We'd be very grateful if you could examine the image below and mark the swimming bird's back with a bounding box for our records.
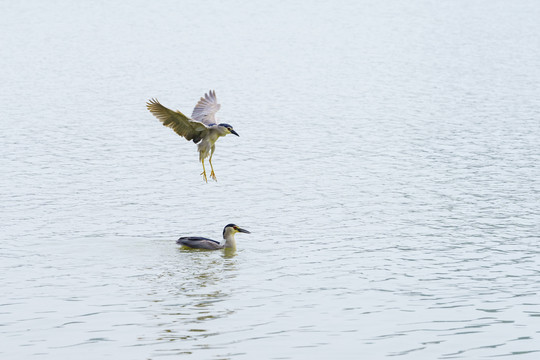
[177,236,223,250]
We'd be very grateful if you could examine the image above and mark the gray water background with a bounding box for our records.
[1,0,539,359]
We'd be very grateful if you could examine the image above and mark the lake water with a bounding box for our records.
[1,0,539,359]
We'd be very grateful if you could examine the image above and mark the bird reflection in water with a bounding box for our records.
[155,251,238,348]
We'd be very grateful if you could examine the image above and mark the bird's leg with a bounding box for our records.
[209,146,217,181]
[200,160,208,183]
[209,156,217,181]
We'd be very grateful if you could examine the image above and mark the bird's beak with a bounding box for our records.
[237,227,250,234]
[230,129,239,136]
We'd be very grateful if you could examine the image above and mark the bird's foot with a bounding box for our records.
[210,170,217,182]
[201,171,208,183]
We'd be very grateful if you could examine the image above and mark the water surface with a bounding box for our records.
[1,0,539,359]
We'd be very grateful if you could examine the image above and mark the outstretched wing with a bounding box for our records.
[147,98,208,143]
[191,90,221,125]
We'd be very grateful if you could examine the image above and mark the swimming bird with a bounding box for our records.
[146,90,239,182]
[177,224,250,250]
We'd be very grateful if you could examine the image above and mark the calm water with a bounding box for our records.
[1,0,539,359]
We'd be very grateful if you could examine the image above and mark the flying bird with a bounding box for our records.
[177,224,250,250]
[146,90,239,182]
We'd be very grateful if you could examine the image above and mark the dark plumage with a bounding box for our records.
[177,236,222,250]
[177,224,250,250]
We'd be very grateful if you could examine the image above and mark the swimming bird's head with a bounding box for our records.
[223,223,250,238]
[219,123,239,137]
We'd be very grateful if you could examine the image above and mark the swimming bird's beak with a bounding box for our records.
[237,227,250,234]
[230,129,239,136]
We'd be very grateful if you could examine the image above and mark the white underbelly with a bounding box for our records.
[197,129,222,162]
[197,140,212,161]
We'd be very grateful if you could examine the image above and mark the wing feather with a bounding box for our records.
[177,237,222,249]
[147,98,208,143]
[191,90,221,125]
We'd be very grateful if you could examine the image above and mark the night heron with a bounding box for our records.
[146,90,239,182]
[177,224,250,250]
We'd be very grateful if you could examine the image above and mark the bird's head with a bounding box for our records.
[219,123,239,137]
[223,224,250,237]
